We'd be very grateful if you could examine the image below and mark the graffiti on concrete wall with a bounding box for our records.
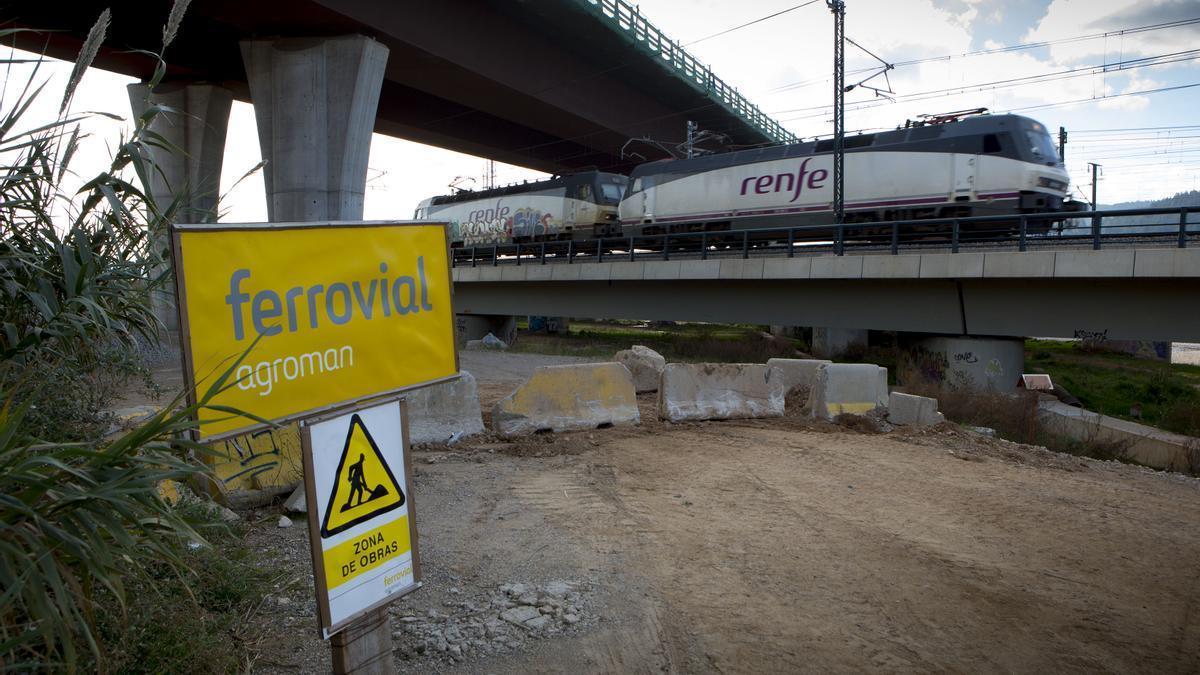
[1073,328,1109,346]
[985,358,1004,380]
[899,344,949,384]
[205,423,303,494]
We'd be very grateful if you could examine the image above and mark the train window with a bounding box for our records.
[599,182,623,204]
[983,134,1002,153]
[815,139,835,152]
[1024,129,1059,163]
[577,184,592,201]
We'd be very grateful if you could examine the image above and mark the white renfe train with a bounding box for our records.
[619,112,1075,236]
[414,171,629,247]
[418,112,1078,246]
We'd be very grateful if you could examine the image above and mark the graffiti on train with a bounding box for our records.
[452,205,559,245]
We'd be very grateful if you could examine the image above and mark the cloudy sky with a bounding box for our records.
[5,0,1199,220]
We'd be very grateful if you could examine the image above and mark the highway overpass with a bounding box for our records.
[8,0,793,174]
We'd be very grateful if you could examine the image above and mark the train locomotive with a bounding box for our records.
[414,171,629,247]
[620,112,1075,237]
[419,112,1078,248]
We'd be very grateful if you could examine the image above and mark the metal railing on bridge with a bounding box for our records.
[579,0,798,145]
[451,207,1198,268]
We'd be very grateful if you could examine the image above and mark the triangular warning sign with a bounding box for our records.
[320,414,405,538]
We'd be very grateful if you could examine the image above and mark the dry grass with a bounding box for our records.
[905,384,1136,465]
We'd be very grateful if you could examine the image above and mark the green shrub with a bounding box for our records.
[88,506,273,675]
[0,5,270,670]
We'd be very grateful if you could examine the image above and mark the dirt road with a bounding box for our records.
[250,378,1200,673]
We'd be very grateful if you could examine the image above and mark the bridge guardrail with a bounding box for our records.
[581,0,797,144]
[450,207,1199,268]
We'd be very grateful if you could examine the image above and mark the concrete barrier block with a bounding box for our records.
[199,423,304,505]
[491,363,639,436]
[407,372,486,444]
[887,392,945,427]
[658,363,786,422]
[809,363,889,420]
[766,358,832,400]
[614,345,667,393]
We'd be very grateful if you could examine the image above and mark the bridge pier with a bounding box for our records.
[811,328,868,359]
[240,34,394,675]
[240,35,388,222]
[127,81,233,332]
[896,335,1025,391]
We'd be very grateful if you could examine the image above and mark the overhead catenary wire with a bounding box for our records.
[772,48,1200,118]
[766,16,1200,94]
[684,0,822,47]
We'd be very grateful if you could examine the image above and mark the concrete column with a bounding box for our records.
[896,335,1025,391]
[239,35,391,674]
[240,35,389,222]
[811,327,868,359]
[127,81,233,332]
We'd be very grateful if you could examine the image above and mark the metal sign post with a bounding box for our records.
[301,397,421,639]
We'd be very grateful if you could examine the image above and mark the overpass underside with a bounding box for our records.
[452,249,1200,342]
[10,0,787,173]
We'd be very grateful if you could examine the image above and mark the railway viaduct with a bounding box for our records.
[12,3,1196,370]
[451,245,1200,342]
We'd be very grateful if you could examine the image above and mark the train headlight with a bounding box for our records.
[1037,176,1066,191]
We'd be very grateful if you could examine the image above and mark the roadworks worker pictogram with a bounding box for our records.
[321,414,405,537]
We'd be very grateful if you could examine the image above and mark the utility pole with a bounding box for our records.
[485,160,496,190]
[827,0,846,251]
[1058,126,1067,163]
[685,120,697,159]
[1088,161,1102,249]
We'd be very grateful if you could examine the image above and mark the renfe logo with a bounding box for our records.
[739,158,829,203]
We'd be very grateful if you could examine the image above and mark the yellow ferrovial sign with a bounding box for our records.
[172,221,457,440]
[302,398,420,637]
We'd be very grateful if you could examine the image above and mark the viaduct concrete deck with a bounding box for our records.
[451,248,1200,341]
[10,0,790,173]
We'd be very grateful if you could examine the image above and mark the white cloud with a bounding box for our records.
[1026,0,1200,64]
